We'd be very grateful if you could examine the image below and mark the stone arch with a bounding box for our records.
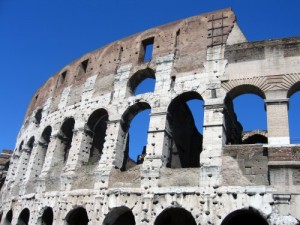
[3,210,13,225]
[166,91,203,168]
[128,68,155,95]
[221,208,268,225]
[224,84,267,145]
[65,207,89,225]
[38,207,53,225]
[34,108,43,125]
[17,208,30,225]
[117,102,151,170]
[287,81,300,98]
[86,108,109,163]
[57,117,75,163]
[154,207,196,225]
[32,126,52,176]
[103,206,135,225]
[242,130,268,144]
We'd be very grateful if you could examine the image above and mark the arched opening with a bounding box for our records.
[57,70,67,88]
[119,102,151,171]
[58,118,75,163]
[128,68,155,95]
[17,208,30,225]
[40,207,53,225]
[225,85,267,144]
[33,126,52,176]
[77,59,89,77]
[242,132,268,144]
[3,210,12,225]
[35,108,43,125]
[221,208,268,225]
[86,109,108,163]
[103,206,135,225]
[66,207,89,225]
[19,141,24,151]
[288,83,300,144]
[154,207,196,225]
[166,91,204,168]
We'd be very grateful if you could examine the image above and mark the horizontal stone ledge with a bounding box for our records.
[268,161,300,167]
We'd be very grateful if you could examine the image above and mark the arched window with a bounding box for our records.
[221,208,268,225]
[66,207,89,225]
[34,108,43,125]
[288,82,300,143]
[119,102,151,170]
[86,109,108,163]
[166,91,204,168]
[225,85,267,144]
[154,207,196,225]
[17,208,30,225]
[128,68,155,95]
[77,59,89,77]
[3,210,13,225]
[56,70,67,88]
[40,207,53,225]
[103,206,135,225]
[33,126,52,177]
[58,118,75,163]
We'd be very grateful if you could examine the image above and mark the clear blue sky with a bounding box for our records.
[1,0,300,154]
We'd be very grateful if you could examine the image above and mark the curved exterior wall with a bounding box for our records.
[1,8,300,225]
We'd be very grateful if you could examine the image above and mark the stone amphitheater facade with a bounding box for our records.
[1,8,300,225]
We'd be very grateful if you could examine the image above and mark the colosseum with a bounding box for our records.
[1,8,300,225]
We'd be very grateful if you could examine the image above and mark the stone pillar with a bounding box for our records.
[201,99,225,186]
[265,98,290,145]
[94,120,123,189]
[141,112,169,190]
[63,127,89,173]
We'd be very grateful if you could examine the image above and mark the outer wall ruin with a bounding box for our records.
[1,8,300,225]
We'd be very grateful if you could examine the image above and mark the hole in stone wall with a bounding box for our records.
[166,92,203,168]
[58,118,75,163]
[66,207,88,225]
[120,102,151,171]
[35,109,43,125]
[19,141,24,151]
[41,207,53,225]
[289,91,300,143]
[225,85,267,145]
[140,37,154,62]
[57,70,67,88]
[128,68,155,95]
[3,210,13,225]
[154,207,196,225]
[220,208,268,225]
[77,59,89,77]
[86,109,108,163]
[18,208,30,225]
[103,206,135,225]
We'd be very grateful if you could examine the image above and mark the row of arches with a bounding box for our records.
[2,206,269,225]
[13,81,300,185]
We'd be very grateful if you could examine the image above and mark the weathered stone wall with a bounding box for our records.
[1,8,300,225]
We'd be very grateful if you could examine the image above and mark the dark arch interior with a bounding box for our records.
[58,118,75,162]
[128,68,155,95]
[18,208,30,225]
[243,134,268,144]
[154,208,196,225]
[221,209,268,225]
[41,208,53,225]
[167,92,203,168]
[19,141,24,151]
[4,210,13,225]
[87,109,108,163]
[120,102,151,170]
[35,108,43,124]
[41,126,52,145]
[103,207,135,225]
[27,137,35,150]
[67,207,89,225]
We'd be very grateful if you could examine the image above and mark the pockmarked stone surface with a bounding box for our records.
[1,8,300,225]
